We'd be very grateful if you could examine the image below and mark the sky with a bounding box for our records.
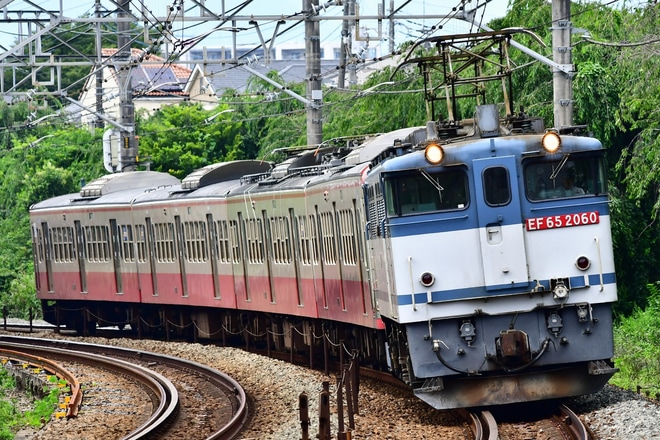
[0,0,511,55]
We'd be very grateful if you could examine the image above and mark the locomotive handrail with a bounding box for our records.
[594,237,604,291]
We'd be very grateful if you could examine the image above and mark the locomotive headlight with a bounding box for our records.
[424,143,444,165]
[553,282,569,300]
[542,131,561,153]
[420,272,435,287]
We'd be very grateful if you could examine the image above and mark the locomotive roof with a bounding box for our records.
[375,133,604,174]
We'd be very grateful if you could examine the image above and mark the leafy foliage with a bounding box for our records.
[0,368,60,437]
[612,282,660,395]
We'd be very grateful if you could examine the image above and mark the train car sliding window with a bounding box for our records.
[183,221,208,263]
[338,209,357,265]
[83,225,110,262]
[119,225,135,262]
[153,222,177,263]
[296,216,312,265]
[319,212,337,265]
[244,218,265,264]
[229,220,241,263]
[50,226,75,263]
[215,220,231,263]
[269,217,292,264]
[135,225,148,263]
[483,167,511,206]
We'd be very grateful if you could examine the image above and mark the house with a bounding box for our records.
[78,48,217,127]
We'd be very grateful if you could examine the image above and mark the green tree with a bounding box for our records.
[138,103,243,178]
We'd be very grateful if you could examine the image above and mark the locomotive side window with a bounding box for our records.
[525,155,607,201]
[483,167,511,206]
[84,225,110,262]
[269,216,292,264]
[153,222,176,263]
[50,226,75,263]
[183,221,208,263]
[385,168,468,216]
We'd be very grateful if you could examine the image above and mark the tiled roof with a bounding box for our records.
[205,60,340,95]
[101,48,192,96]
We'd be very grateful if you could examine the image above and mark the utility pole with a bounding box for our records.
[117,0,137,171]
[305,0,323,146]
[551,0,574,129]
[94,0,104,130]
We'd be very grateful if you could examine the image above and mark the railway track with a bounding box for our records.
[0,335,248,440]
[2,326,592,440]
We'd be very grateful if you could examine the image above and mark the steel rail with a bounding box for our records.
[558,403,591,440]
[0,339,178,440]
[0,335,248,440]
[0,347,83,417]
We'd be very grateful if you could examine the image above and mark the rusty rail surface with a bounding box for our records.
[0,347,83,417]
[0,335,248,440]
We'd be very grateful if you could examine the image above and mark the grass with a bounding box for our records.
[0,366,60,440]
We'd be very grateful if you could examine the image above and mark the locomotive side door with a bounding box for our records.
[472,155,529,291]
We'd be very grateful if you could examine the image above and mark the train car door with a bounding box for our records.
[472,155,529,291]
[73,221,87,293]
[41,222,54,292]
[109,219,123,293]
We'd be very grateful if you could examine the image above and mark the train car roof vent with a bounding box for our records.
[80,171,180,198]
[181,160,272,190]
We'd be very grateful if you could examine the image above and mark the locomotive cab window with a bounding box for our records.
[385,168,468,216]
[483,166,511,207]
[525,154,607,201]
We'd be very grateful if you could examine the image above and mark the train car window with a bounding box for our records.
[385,168,468,216]
[118,225,135,262]
[483,167,511,206]
[309,214,321,264]
[33,226,44,263]
[244,217,265,264]
[135,224,147,263]
[297,216,312,265]
[83,225,110,262]
[270,217,292,264]
[319,212,337,265]
[215,220,231,263]
[153,222,176,263]
[338,209,357,265]
[525,155,607,201]
[229,220,241,263]
[183,221,208,263]
[50,226,75,263]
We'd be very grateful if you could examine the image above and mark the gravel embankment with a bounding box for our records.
[2,323,660,439]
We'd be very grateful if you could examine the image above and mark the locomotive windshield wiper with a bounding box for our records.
[549,154,570,181]
[420,169,444,201]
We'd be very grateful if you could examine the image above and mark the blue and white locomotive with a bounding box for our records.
[30,30,618,409]
[363,112,616,408]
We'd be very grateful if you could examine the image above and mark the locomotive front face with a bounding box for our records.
[366,134,618,408]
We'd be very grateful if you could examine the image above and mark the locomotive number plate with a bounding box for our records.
[526,211,600,231]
